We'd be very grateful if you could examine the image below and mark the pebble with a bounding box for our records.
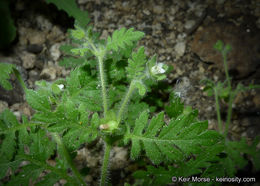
[29,70,40,81]
[35,15,53,31]
[184,20,196,30]
[110,147,128,170]
[21,52,36,69]
[40,66,57,80]
[50,43,61,61]
[28,29,46,45]
[46,26,65,42]
[174,42,186,58]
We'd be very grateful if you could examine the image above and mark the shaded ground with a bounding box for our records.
[0,0,259,185]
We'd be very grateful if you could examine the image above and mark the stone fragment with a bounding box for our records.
[28,29,46,45]
[21,52,36,69]
[110,147,128,170]
[174,42,186,58]
[185,20,196,30]
[40,66,57,80]
[50,43,61,61]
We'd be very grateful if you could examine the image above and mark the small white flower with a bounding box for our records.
[57,84,64,90]
[175,92,181,97]
[151,63,166,75]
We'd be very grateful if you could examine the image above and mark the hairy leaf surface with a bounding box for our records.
[107,28,144,51]
[0,63,15,90]
[125,110,222,164]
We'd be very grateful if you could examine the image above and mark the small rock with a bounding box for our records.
[40,66,57,80]
[28,29,46,45]
[46,26,65,42]
[29,70,40,82]
[174,42,186,58]
[184,20,196,30]
[21,52,36,69]
[110,147,128,170]
[153,5,163,14]
[50,43,61,61]
[143,9,151,15]
[36,15,53,31]
[0,101,8,113]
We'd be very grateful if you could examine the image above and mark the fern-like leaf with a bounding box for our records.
[125,110,222,164]
[25,89,51,112]
[134,144,224,185]
[126,46,147,80]
[107,27,144,51]
[0,63,15,90]
[0,110,20,179]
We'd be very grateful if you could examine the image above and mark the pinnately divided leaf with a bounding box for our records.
[0,63,15,90]
[25,89,51,112]
[133,144,224,186]
[126,46,147,80]
[107,27,144,51]
[125,110,223,164]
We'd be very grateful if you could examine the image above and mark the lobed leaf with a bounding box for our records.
[126,46,147,80]
[107,27,144,52]
[0,63,15,90]
[25,89,51,112]
[126,110,223,164]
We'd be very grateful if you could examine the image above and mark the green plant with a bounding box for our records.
[200,40,260,176]
[0,1,258,186]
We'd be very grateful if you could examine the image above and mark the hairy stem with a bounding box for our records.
[222,53,231,89]
[214,87,222,133]
[100,141,112,186]
[222,52,233,139]
[224,93,234,138]
[117,80,136,123]
[97,55,108,117]
[52,133,86,186]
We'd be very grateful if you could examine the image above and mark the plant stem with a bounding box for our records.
[100,141,112,186]
[117,80,136,123]
[224,93,234,138]
[52,133,86,186]
[222,53,231,89]
[214,87,222,133]
[97,55,108,117]
[222,51,233,139]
